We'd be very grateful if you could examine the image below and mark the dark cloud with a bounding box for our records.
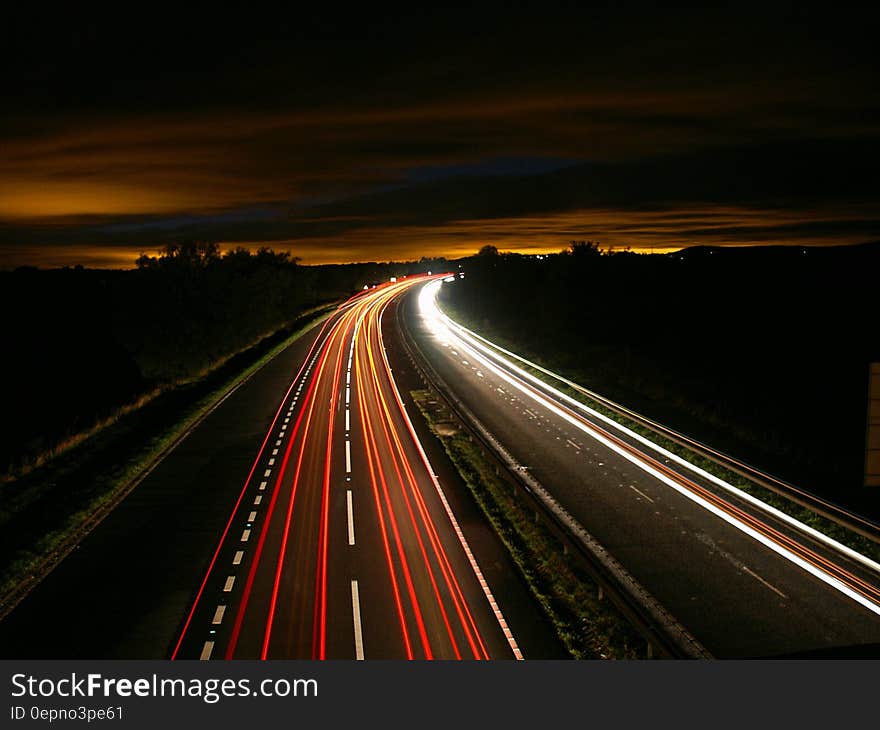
[1,5,879,267]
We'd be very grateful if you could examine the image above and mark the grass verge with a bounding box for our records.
[504,353,880,565]
[439,300,880,565]
[411,389,647,659]
[0,304,336,616]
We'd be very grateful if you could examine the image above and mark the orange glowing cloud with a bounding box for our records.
[2,78,873,226]
[9,202,870,270]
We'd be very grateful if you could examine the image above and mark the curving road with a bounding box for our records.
[9,271,873,660]
[0,275,563,660]
[403,278,880,658]
[172,277,521,659]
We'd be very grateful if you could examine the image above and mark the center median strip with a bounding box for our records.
[398,295,711,659]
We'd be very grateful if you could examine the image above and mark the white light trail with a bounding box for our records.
[417,279,880,616]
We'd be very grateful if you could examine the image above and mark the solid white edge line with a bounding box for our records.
[351,580,365,660]
[421,281,880,617]
[378,294,524,659]
[439,288,880,577]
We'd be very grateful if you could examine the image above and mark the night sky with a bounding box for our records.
[2,5,878,268]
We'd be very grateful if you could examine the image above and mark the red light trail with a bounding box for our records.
[172,276,518,660]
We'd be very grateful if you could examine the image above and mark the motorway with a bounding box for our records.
[172,276,521,659]
[404,278,880,658]
[0,276,560,660]
[6,272,876,660]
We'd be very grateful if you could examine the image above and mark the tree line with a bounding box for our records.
[1,243,447,475]
[444,242,880,502]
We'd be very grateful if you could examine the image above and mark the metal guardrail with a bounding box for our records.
[448,316,880,546]
[395,294,712,659]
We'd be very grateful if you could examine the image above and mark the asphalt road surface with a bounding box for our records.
[405,277,880,658]
[173,276,522,659]
[0,276,561,659]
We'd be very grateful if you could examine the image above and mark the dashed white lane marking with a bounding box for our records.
[212,605,226,625]
[345,440,352,473]
[742,565,788,599]
[566,439,581,451]
[272,448,278,456]
[345,386,350,406]
[247,511,257,522]
[223,576,235,592]
[199,641,214,660]
[346,490,355,546]
[346,370,350,385]
[629,485,655,503]
[264,469,272,478]
[233,550,244,565]
[276,439,282,447]
[284,417,289,424]
[253,495,262,505]
[443,306,880,612]
[351,580,365,660]
[241,529,251,542]
[268,458,275,466]
[259,481,267,490]
[476,371,484,377]
[345,409,350,431]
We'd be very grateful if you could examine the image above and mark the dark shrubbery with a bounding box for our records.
[442,243,880,503]
[0,244,446,474]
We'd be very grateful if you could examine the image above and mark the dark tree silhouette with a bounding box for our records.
[441,243,880,502]
[566,240,602,258]
[1,245,444,474]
